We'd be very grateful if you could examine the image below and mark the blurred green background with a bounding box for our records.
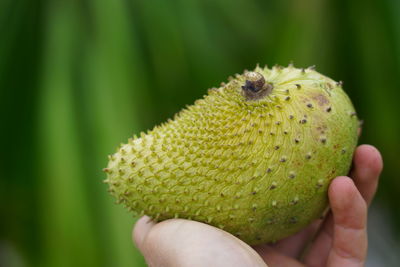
[1,0,399,266]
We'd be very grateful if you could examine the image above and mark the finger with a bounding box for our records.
[253,245,305,267]
[327,177,367,266]
[303,176,368,266]
[350,145,383,205]
[134,218,267,267]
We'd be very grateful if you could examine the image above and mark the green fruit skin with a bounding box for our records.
[104,65,358,245]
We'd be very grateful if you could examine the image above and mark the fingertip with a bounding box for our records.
[328,176,356,202]
[354,144,383,175]
[350,145,383,205]
[133,216,155,251]
[329,176,366,214]
[328,176,366,229]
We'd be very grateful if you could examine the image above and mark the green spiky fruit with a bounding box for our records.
[104,65,358,245]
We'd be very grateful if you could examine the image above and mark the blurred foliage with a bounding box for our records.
[0,0,399,266]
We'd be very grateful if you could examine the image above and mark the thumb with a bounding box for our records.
[133,216,267,267]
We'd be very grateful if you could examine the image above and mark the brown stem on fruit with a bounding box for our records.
[241,72,273,101]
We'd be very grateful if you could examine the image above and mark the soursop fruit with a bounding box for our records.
[104,65,359,245]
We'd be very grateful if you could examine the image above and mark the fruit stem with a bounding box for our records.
[242,72,273,101]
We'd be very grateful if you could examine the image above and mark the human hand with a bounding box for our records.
[133,145,383,267]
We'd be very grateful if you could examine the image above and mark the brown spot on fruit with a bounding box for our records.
[312,94,329,106]
[333,144,339,149]
[316,125,327,134]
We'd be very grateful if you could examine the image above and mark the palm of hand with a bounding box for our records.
[134,145,382,267]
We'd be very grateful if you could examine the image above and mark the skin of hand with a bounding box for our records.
[133,145,383,267]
